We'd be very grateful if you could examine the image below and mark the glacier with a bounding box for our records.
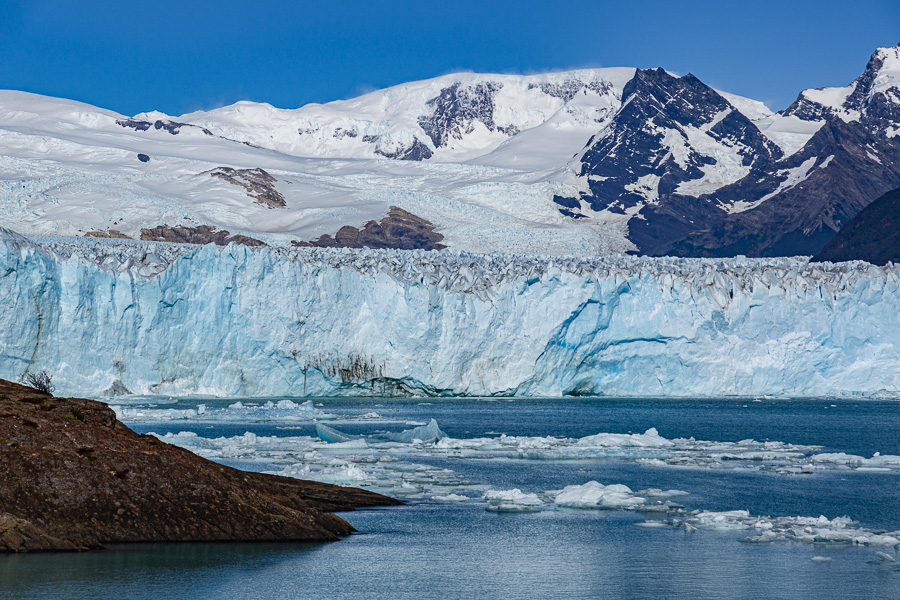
[1,226,900,398]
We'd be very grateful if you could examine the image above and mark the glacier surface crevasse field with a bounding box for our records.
[1,227,899,398]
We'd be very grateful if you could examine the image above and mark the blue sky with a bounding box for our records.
[1,0,898,115]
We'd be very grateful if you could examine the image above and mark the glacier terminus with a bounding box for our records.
[2,227,898,399]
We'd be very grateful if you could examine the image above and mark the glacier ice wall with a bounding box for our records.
[1,227,899,398]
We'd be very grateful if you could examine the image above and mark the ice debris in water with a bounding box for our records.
[155,425,900,554]
[639,511,900,547]
[113,399,337,423]
[483,489,545,513]
[154,429,468,499]
[432,427,900,475]
[477,482,688,514]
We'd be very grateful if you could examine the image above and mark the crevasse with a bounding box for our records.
[1,227,898,398]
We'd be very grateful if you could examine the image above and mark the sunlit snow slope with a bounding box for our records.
[3,229,898,398]
[0,70,641,256]
[4,47,900,257]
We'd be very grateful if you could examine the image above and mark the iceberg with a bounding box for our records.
[550,481,648,509]
[380,419,447,443]
[3,228,900,398]
[316,423,361,444]
[316,419,446,444]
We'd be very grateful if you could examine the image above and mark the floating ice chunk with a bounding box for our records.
[379,419,447,443]
[318,439,369,450]
[638,488,690,498]
[486,504,541,513]
[810,556,832,562]
[307,463,369,484]
[316,423,361,443]
[634,521,670,528]
[482,488,545,512]
[550,481,648,509]
[873,551,896,563]
[575,428,673,448]
[690,510,754,531]
[483,489,545,505]
[810,452,900,469]
[430,493,471,502]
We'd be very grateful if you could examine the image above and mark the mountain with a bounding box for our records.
[667,46,900,257]
[1,46,900,257]
[811,186,900,265]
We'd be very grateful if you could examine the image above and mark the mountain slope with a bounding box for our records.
[811,186,900,265]
[2,46,900,257]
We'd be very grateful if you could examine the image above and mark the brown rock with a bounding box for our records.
[0,379,398,553]
[296,206,446,250]
[205,167,286,209]
[139,224,267,247]
[84,229,132,240]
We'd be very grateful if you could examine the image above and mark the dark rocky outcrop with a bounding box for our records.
[294,206,446,250]
[0,378,398,553]
[140,225,266,246]
[418,81,517,149]
[205,167,286,209]
[374,138,434,161]
[528,79,612,102]
[116,119,213,136]
[811,186,900,265]
[84,229,132,240]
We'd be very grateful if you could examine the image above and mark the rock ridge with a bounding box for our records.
[0,378,398,552]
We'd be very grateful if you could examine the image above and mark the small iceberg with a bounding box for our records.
[316,423,362,444]
[316,418,447,444]
[380,419,447,443]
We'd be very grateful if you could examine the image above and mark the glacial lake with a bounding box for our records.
[3,397,900,599]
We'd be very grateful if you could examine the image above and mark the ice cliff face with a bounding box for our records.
[2,228,899,398]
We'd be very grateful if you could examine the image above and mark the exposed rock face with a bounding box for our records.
[84,229,132,240]
[528,78,612,102]
[811,186,900,265]
[140,225,266,246]
[418,81,517,149]
[295,206,446,250]
[116,118,213,136]
[205,166,286,208]
[0,378,398,552]
[373,138,434,161]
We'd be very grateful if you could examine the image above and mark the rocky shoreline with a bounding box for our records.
[0,379,399,552]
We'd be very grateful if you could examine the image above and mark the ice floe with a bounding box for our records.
[639,511,900,547]
[113,399,350,423]
[153,418,900,556]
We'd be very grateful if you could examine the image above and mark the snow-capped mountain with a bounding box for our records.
[667,46,900,256]
[2,46,900,257]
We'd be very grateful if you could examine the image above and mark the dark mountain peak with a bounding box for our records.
[569,68,780,240]
[784,46,900,133]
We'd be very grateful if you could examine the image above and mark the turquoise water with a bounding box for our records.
[3,398,900,599]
